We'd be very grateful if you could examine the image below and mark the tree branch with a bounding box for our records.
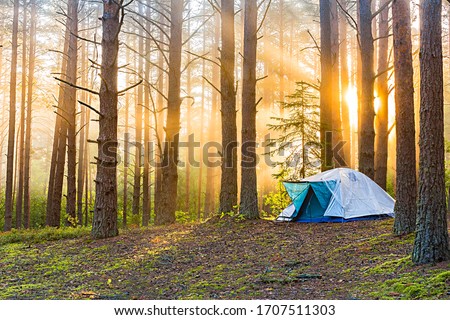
[78,100,103,117]
[118,79,143,95]
[54,77,99,95]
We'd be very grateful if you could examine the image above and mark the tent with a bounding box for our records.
[276,168,395,222]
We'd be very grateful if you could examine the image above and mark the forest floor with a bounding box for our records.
[0,216,449,300]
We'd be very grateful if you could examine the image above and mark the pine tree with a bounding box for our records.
[412,0,450,264]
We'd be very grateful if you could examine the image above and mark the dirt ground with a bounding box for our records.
[0,217,449,299]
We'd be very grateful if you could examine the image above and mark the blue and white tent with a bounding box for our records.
[276,168,395,222]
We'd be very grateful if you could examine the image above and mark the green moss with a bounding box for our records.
[367,270,450,299]
[367,256,413,275]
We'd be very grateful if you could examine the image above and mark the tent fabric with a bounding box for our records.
[276,168,395,222]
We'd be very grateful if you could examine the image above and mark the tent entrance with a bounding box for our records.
[296,187,328,221]
[281,181,336,222]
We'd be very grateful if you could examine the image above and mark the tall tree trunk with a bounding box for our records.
[374,0,389,189]
[84,109,91,226]
[154,10,166,219]
[412,0,450,264]
[46,5,72,227]
[23,0,37,229]
[132,13,144,220]
[4,0,20,231]
[320,0,333,171]
[339,1,351,167]
[392,0,417,235]
[77,25,88,226]
[358,0,375,179]
[204,12,220,216]
[219,0,238,214]
[52,122,68,226]
[77,105,86,226]
[65,0,79,226]
[155,0,183,225]
[142,3,152,227]
[46,116,65,227]
[352,1,362,169]
[197,4,207,221]
[123,45,131,228]
[77,36,86,226]
[185,1,192,215]
[91,0,122,239]
[197,83,205,220]
[240,0,258,219]
[330,0,343,167]
[16,3,28,229]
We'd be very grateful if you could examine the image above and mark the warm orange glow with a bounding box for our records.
[345,85,358,129]
[374,93,381,115]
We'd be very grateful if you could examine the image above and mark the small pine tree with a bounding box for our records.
[268,81,321,180]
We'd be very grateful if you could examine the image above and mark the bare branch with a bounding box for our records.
[374,65,394,79]
[257,0,272,34]
[372,0,393,20]
[73,32,101,45]
[336,0,358,31]
[185,50,221,68]
[118,79,143,95]
[306,30,321,54]
[54,77,99,96]
[78,100,103,117]
[183,13,215,46]
[203,76,221,95]
[256,75,268,82]
[373,33,393,42]
[206,0,221,13]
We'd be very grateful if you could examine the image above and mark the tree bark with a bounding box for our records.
[219,0,238,214]
[77,28,88,226]
[91,0,121,239]
[4,0,20,231]
[16,3,28,229]
[358,0,375,179]
[154,10,166,220]
[374,0,389,189]
[240,0,259,219]
[46,3,72,227]
[23,0,37,229]
[339,1,351,167]
[132,11,144,220]
[84,109,91,226]
[65,0,79,226]
[392,0,417,235]
[197,62,205,219]
[412,0,450,264]
[320,0,333,171]
[142,2,152,227]
[123,42,131,228]
[155,0,183,225]
[330,0,343,167]
[185,1,192,215]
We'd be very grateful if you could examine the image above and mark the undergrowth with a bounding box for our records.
[0,227,90,246]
